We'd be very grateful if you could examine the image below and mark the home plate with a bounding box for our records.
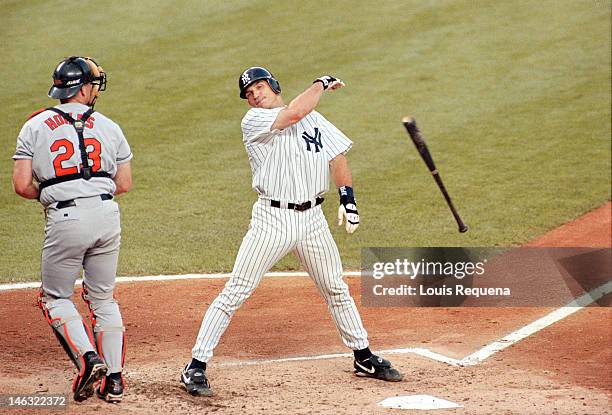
[378,395,462,410]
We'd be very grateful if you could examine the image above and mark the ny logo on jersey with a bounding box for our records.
[241,72,251,84]
[302,128,323,153]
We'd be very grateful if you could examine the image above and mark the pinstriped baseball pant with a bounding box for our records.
[192,200,369,362]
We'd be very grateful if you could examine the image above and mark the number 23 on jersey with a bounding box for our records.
[50,138,102,176]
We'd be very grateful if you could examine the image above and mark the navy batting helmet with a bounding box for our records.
[48,56,106,100]
[238,67,281,99]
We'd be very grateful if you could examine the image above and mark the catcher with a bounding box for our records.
[12,56,132,403]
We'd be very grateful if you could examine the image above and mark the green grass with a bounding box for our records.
[0,0,609,282]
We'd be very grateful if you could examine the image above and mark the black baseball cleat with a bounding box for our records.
[97,374,124,403]
[354,354,403,382]
[73,351,108,402]
[181,365,214,397]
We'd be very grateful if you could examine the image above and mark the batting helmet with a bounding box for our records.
[48,56,106,100]
[238,67,281,99]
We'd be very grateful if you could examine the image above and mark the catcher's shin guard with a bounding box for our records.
[82,284,126,374]
[37,291,96,370]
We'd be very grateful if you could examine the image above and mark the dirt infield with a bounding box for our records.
[0,202,610,414]
[526,202,611,248]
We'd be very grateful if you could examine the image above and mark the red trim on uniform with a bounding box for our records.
[99,376,107,392]
[72,354,87,392]
[27,108,46,120]
[37,291,58,325]
[121,333,126,367]
[83,320,96,349]
[39,304,52,324]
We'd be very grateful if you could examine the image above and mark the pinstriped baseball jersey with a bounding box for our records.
[13,102,132,206]
[241,108,352,202]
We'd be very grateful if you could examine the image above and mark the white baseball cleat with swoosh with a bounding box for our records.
[355,360,376,374]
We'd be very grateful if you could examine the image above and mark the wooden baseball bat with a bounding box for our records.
[401,116,468,233]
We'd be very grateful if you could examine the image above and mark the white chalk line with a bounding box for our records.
[2,273,609,369]
[214,281,612,369]
[459,280,612,366]
[0,271,362,291]
[217,347,462,368]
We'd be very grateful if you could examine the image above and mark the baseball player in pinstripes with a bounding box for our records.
[181,67,402,396]
[12,56,132,403]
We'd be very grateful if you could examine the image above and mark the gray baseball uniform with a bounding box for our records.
[191,108,369,362]
[13,102,132,374]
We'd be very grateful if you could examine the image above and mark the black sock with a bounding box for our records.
[189,358,206,371]
[354,348,372,362]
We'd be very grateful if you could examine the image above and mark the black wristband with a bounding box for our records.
[313,79,327,89]
[339,186,354,198]
[339,186,356,205]
[313,76,337,90]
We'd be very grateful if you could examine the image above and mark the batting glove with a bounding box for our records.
[314,75,345,90]
[337,186,359,234]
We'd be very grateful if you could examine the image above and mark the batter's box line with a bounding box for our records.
[0,271,363,291]
[215,281,611,369]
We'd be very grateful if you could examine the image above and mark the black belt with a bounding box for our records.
[270,197,324,212]
[56,194,113,209]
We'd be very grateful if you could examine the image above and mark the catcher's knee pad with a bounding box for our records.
[37,291,95,370]
[81,284,125,373]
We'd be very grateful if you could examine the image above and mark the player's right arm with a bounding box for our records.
[13,159,39,199]
[13,121,39,199]
[271,76,344,131]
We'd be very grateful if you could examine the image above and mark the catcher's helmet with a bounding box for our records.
[48,56,106,100]
[238,67,281,99]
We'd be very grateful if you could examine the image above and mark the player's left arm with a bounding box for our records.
[12,159,39,199]
[112,123,133,196]
[330,154,359,234]
[113,161,132,195]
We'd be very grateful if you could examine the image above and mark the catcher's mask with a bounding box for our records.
[238,66,281,99]
[48,56,107,107]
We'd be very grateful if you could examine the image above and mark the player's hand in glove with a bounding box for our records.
[337,186,359,234]
[314,75,345,91]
